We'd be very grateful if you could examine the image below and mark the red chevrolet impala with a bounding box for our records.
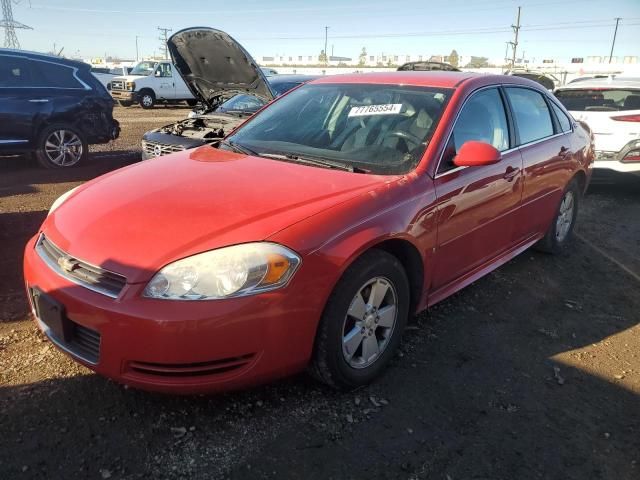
[24,29,593,394]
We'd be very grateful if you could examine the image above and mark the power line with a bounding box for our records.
[609,17,621,63]
[157,26,172,59]
[509,6,522,69]
[1,0,33,49]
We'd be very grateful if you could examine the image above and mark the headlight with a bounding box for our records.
[126,81,135,91]
[143,243,301,300]
[49,186,79,215]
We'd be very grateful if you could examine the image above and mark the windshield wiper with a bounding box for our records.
[218,139,260,156]
[258,152,370,173]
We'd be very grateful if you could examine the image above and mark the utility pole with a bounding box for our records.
[157,27,172,59]
[324,26,329,65]
[509,6,521,70]
[135,35,140,61]
[1,0,33,49]
[609,17,621,64]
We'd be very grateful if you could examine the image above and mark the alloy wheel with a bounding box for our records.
[44,129,83,167]
[342,276,398,369]
[555,190,575,242]
[141,94,154,107]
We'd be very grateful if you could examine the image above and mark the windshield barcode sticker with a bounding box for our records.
[348,104,403,117]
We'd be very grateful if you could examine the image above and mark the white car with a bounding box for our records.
[109,60,195,109]
[555,78,640,178]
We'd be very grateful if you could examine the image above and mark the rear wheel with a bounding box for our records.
[118,100,133,107]
[186,99,198,107]
[310,249,409,389]
[35,125,87,169]
[535,179,581,253]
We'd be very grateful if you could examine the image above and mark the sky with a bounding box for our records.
[9,0,640,62]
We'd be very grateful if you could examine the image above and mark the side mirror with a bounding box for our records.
[154,70,161,77]
[453,141,501,167]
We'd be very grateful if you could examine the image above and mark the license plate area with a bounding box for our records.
[30,287,73,342]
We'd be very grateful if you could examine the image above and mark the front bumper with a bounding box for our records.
[141,131,207,160]
[23,234,326,394]
[110,90,136,102]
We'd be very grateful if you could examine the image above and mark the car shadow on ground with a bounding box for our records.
[0,227,638,479]
[0,152,141,188]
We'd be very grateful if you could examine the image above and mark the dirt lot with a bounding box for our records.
[1,106,639,480]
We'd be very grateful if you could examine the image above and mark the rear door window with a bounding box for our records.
[31,60,85,89]
[555,88,640,111]
[506,87,554,145]
[0,56,34,87]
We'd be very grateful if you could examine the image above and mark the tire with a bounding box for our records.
[310,249,410,390]
[118,100,133,107]
[35,124,88,169]
[186,99,198,107]
[535,178,581,254]
[139,90,155,109]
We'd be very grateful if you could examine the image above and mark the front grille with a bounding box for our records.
[127,353,256,378]
[36,234,127,298]
[142,140,186,158]
[110,80,124,90]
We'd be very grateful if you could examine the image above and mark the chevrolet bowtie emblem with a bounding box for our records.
[57,255,77,273]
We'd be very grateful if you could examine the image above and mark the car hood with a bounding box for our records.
[45,148,388,283]
[168,27,274,110]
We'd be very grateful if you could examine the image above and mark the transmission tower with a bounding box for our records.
[1,0,32,49]
[157,26,172,59]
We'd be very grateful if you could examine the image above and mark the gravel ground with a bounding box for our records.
[0,106,639,479]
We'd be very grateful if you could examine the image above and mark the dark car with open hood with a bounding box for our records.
[0,49,119,168]
[141,28,317,159]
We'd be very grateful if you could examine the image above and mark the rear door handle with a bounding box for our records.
[503,166,520,182]
[29,99,49,103]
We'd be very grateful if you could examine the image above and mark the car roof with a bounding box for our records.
[268,74,321,84]
[0,48,90,70]
[308,71,541,89]
[556,77,640,90]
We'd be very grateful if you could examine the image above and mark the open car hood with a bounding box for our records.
[168,27,274,109]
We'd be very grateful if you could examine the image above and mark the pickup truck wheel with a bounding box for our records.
[139,90,155,109]
[118,100,133,107]
[186,99,198,107]
[35,125,87,169]
[310,249,409,390]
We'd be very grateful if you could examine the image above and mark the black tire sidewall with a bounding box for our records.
[547,180,581,252]
[35,124,87,169]
[317,250,410,389]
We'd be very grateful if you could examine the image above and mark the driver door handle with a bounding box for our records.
[503,166,520,182]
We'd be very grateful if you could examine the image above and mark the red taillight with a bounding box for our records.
[622,151,640,163]
[611,114,640,122]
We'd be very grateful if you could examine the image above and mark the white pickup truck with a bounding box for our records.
[110,60,196,108]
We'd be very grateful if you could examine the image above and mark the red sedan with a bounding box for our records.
[24,34,593,394]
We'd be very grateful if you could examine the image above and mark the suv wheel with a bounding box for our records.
[35,125,87,169]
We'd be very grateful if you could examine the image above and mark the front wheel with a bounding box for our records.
[535,179,581,253]
[139,91,155,109]
[35,125,87,169]
[118,100,133,107]
[310,249,409,390]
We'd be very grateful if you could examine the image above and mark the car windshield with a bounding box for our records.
[225,83,451,175]
[555,88,640,111]
[130,61,157,76]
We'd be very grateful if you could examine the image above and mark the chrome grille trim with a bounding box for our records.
[110,80,124,90]
[142,140,186,158]
[35,234,127,299]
